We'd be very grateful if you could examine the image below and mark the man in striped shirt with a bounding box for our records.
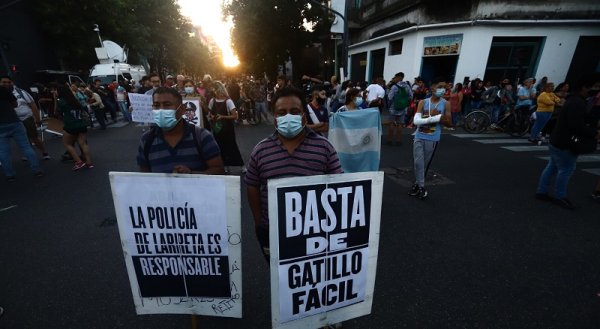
[136,87,224,174]
[244,87,343,261]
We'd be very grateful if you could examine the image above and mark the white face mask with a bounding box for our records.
[276,114,304,138]
[184,87,194,94]
[354,97,363,107]
[153,108,180,130]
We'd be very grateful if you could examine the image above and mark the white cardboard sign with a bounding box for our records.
[268,172,383,328]
[182,98,203,128]
[129,93,154,123]
[109,172,242,317]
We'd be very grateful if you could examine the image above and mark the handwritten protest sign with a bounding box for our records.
[129,93,154,123]
[183,98,203,128]
[268,172,383,328]
[109,172,242,317]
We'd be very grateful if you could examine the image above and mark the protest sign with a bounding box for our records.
[268,172,383,328]
[182,98,203,127]
[129,93,154,123]
[109,172,242,317]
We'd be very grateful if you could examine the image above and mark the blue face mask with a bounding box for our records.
[276,114,304,138]
[153,109,180,130]
[435,88,445,97]
[354,97,363,107]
